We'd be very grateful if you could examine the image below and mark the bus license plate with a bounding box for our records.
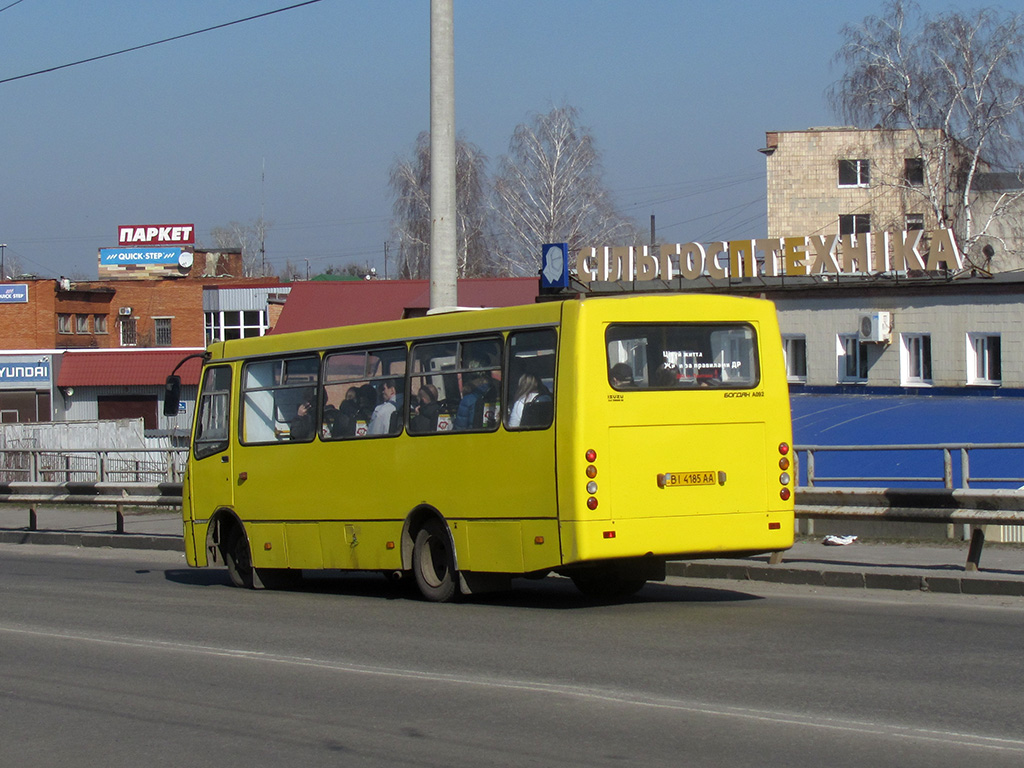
[658,471,716,488]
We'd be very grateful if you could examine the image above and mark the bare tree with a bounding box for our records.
[829,0,1024,268]
[209,217,274,277]
[389,131,493,279]
[491,105,638,276]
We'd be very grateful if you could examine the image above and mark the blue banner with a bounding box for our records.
[100,247,181,265]
[0,284,29,303]
[0,359,51,384]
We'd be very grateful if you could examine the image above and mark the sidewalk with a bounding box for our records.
[1,507,1022,596]
[666,538,1024,596]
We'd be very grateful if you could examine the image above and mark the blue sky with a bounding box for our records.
[0,0,986,279]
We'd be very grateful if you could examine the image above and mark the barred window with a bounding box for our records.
[154,318,172,347]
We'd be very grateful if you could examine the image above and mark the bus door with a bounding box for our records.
[188,365,235,530]
[603,322,768,522]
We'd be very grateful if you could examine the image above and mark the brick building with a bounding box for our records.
[0,245,287,425]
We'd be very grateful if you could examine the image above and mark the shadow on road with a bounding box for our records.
[162,567,763,607]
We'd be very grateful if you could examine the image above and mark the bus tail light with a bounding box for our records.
[585,449,599,511]
[778,442,793,501]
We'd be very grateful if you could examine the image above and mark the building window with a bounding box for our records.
[57,314,72,334]
[967,334,1001,386]
[905,158,924,186]
[75,314,90,334]
[839,214,871,236]
[94,315,108,334]
[205,309,269,344]
[837,335,868,382]
[906,213,925,231]
[783,336,807,383]
[838,159,870,187]
[901,334,932,385]
[120,317,138,347]
[154,318,172,347]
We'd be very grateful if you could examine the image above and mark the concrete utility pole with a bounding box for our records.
[429,0,458,309]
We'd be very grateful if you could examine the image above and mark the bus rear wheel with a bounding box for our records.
[413,520,458,602]
[224,525,255,589]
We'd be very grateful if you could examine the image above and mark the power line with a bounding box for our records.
[0,0,324,86]
[0,0,28,14]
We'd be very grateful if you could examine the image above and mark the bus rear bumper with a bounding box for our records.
[562,510,794,565]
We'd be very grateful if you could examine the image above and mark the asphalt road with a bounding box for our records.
[2,544,1023,768]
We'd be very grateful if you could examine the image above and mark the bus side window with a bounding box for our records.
[408,341,458,434]
[456,338,502,431]
[241,356,319,444]
[194,365,232,459]
[505,329,556,430]
[408,337,502,434]
[322,346,406,439]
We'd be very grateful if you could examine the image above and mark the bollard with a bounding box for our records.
[116,503,125,534]
[965,526,985,572]
[28,505,37,531]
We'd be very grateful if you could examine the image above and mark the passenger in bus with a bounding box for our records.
[321,403,339,438]
[652,362,679,387]
[356,384,377,421]
[507,373,550,428]
[368,379,399,435]
[329,386,361,437]
[609,363,634,388]
[454,369,496,430]
[410,383,441,433]
[288,389,316,441]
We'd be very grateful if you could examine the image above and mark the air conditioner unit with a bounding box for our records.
[858,311,892,343]
[118,307,133,316]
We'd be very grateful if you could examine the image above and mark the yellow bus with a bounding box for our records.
[169,293,794,601]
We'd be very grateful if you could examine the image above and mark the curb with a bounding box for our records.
[0,530,184,552]
[1,532,1021,596]
[666,561,1024,597]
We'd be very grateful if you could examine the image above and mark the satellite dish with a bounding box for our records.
[178,252,194,268]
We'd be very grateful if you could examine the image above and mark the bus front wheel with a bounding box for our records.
[224,525,255,589]
[413,520,458,602]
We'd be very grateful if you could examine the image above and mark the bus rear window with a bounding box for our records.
[606,323,759,389]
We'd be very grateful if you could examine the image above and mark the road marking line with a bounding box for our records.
[2,623,1021,754]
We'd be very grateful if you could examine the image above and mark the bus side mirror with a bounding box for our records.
[163,375,182,417]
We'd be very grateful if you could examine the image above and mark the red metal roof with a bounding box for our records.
[57,350,204,387]
[270,277,540,334]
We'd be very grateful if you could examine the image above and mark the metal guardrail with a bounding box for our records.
[0,444,1021,571]
[0,448,187,484]
[0,481,182,534]
[797,442,1024,489]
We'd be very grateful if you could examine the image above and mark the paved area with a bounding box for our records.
[666,538,1024,596]
[1,506,1022,596]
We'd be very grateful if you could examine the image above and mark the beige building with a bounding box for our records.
[761,127,949,240]
[761,126,1023,271]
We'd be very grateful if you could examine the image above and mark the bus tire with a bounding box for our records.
[224,525,255,589]
[413,519,458,602]
[570,570,647,601]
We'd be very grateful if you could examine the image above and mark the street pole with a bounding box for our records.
[429,0,458,309]
[0,244,6,280]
